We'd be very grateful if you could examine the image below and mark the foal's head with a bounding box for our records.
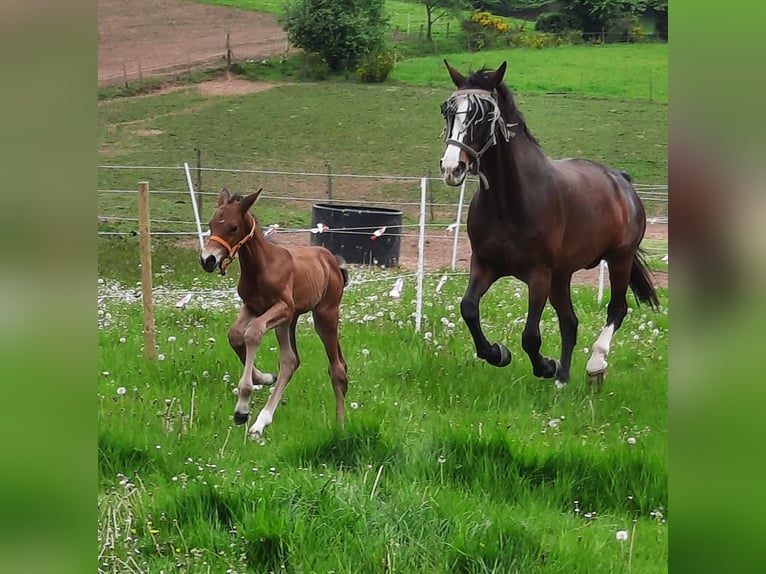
[439,60,514,186]
[200,188,261,274]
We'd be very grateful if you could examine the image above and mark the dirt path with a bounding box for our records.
[98,0,288,86]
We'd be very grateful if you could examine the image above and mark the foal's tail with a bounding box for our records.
[335,255,349,287]
[630,249,660,311]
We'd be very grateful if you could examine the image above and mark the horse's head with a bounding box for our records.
[200,187,262,275]
[440,60,511,186]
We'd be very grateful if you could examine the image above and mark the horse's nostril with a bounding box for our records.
[200,255,217,272]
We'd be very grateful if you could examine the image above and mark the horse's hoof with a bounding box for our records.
[233,411,249,425]
[587,369,606,388]
[488,343,512,367]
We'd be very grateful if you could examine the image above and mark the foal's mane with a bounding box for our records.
[466,67,540,148]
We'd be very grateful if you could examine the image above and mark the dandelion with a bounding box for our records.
[158,354,166,361]
[223,373,231,383]
[627,437,637,445]
[616,530,629,541]
[119,337,127,344]
[202,370,210,378]
[548,418,561,428]
[208,337,216,344]
[350,402,359,410]
[361,348,370,358]
[167,336,176,343]
[102,371,110,377]
[116,387,127,396]
[437,455,446,464]
[156,444,162,449]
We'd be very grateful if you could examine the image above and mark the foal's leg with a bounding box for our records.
[521,268,558,379]
[228,305,277,387]
[233,303,291,426]
[249,318,300,437]
[313,305,349,428]
[548,274,579,387]
[460,256,509,367]
[586,257,631,384]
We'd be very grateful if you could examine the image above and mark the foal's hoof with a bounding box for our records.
[587,369,607,388]
[233,411,249,425]
[487,343,512,367]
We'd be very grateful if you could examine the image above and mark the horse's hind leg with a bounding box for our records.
[228,306,277,388]
[461,256,510,367]
[586,256,631,385]
[312,305,348,428]
[549,274,578,388]
[249,318,300,437]
[521,268,558,379]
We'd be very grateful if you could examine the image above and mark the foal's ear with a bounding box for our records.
[239,187,264,214]
[490,61,507,88]
[444,59,467,88]
[217,188,231,207]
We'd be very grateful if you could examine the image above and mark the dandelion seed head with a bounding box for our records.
[167,336,176,343]
[350,402,359,409]
[627,437,637,445]
[119,337,127,344]
[116,387,127,396]
[158,353,166,361]
[616,530,629,541]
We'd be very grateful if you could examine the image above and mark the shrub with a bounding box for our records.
[281,0,387,72]
[304,53,330,80]
[461,10,520,51]
[356,51,395,83]
[535,12,577,34]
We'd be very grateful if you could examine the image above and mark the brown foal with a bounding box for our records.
[200,188,349,437]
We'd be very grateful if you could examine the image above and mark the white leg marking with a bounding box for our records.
[587,324,615,375]
[248,409,273,437]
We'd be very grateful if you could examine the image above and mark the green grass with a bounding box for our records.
[98,80,667,244]
[393,43,667,102]
[98,270,667,573]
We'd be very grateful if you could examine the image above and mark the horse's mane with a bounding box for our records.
[466,67,541,148]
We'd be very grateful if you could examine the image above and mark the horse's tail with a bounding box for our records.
[630,249,660,311]
[335,255,349,287]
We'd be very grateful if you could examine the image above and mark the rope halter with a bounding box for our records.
[441,88,518,189]
[208,216,258,276]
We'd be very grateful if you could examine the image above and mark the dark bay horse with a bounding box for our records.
[439,61,659,386]
[200,188,349,437]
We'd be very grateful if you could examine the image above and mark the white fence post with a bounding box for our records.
[184,162,206,251]
[450,178,467,271]
[597,260,607,305]
[415,177,427,333]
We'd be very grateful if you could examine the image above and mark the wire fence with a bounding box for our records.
[97,163,668,321]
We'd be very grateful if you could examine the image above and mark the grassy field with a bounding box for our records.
[99,10,668,570]
[98,80,667,245]
[98,269,668,573]
[392,43,667,103]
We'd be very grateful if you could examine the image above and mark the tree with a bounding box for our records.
[561,0,639,38]
[282,0,388,71]
[411,0,469,42]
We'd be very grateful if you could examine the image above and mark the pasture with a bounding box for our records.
[98,30,668,573]
[98,271,667,573]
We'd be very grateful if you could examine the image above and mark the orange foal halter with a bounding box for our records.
[209,216,258,275]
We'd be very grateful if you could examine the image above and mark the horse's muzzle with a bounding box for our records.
[440,160,467,186]
[200,254,218,273]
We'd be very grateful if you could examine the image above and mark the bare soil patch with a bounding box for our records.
[98,0,288,86]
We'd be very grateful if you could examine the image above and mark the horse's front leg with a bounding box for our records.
[228,305,277,389]
[521,269,559,379]
[460,256,510,367]
[548,274,578,387]
[233,302,292,426]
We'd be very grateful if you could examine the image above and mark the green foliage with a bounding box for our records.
[281,0,388,71]
[535,12,579,34]
[356,50,396,82]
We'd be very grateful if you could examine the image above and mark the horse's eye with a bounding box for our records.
[231,225,238,233]
[440,101,448,116]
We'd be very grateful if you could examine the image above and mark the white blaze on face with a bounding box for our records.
[440,96,469,174]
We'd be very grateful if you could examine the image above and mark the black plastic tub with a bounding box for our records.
[310,203,403,267]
